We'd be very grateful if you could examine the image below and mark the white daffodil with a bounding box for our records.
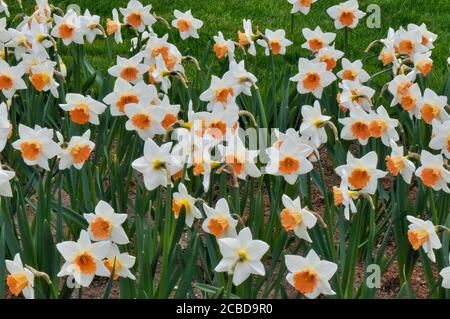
[238,19,257,56]
[213,31,235,61]
[200,73,239,111]
[415,150,450,193]
[285,250,337,299]
[339,80,375,112]
[218,132,261,180]
[106,9,123,43]
[407,23,437,51]
[0,161,14,197]
[288,0,317,15]
[6,253,34,299]
[300,100,331,148]
[333,173,359,220]
[367,105,399,146]
[103,244,136,280]
[413,51,433,77]
[385,139,415,184]
[84,200,129,244]
[79,9,103,44]
[60,93,107,126]
[108,54,147,84]
[290,58,336,98]
[56,230,110,287]
[280,194,317,241]
[337,58,370,83]
[418,88,449,125]
[119,0,156,32]
[215,227,269,286]
[29,60,59,97]
[397,83,422,118]
[226,60,257,96]
[430,120,450,159]
[59,130,95,170]
[172,182,202,227]
[202,198,238,238]
[440,254,450,289]
[0,101,11,151]
[407,215,441,263]
[172,10,203,40]
[326,0,366,29]
[131,139,181,191]
[388,72,416,107]
[301,26,336,53]
[314,46,344,71]
[265,132,313,184]
[50,9,83,45]
[257,29,292,56]
[103,79,154,116]
[335,151,387,194]
[0,59,26,99]
[124,102,166,140]
[393,26,428,57]
[12,124,61,170]
[339,107,371,145]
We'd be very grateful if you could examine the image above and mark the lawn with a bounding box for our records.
[9,0,450,90]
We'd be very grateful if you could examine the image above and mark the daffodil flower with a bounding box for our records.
[385,139,415,184]
[300,101,331,148]
[0,59,26,99]
[108,54,148,84]
[290,58,336,98]
[106,9,123,43]
[301,26,336,53]
[131,139,182,191]
[0,163,15,197]
[84,200,129,244]
[202,198,238,239]
[265,132,314,184]
[6,253,34,299]
[103,243,136,280]
[280,194,317,241]
[119,0,156,33]
[333,174,358,220]
[257,29,293,56]
[172,9,203,40]
[59,130,95,170]
[79,9,103,44]
[406,215,441,262]
[287,0,317,15]
[60,93,107,126]
[12,124,61,170]
[57,230,110,287]
[418,88,449,125]
[215,227,269,286]
[415,150,450,193]
[213,31,235,61]
[51,9,83,46]
[326,0,366,30]
[285,249,337,299]
[429,120,450,159]
[172,182,202,227]
[0,101,11,152]
[217,132,261,180]
[29,60,59,97]
[440,254,450,289]
[335,151,387,194]
[337,58,370,83]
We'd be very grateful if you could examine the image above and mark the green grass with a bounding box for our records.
[8,0,448,90]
